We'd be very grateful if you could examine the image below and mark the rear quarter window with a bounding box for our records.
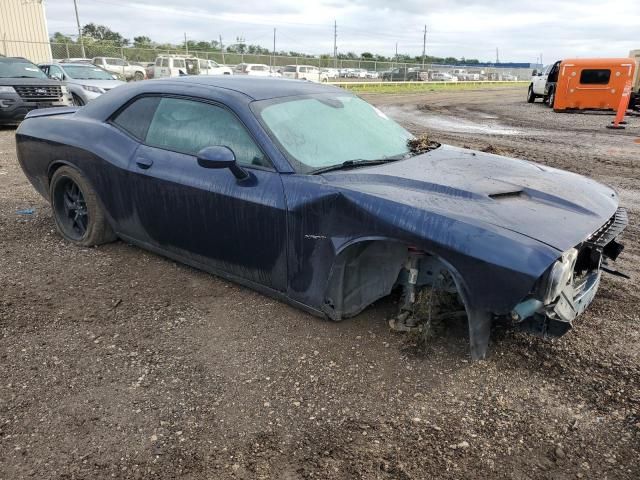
[579,69,611,85]
[111,96,161,140]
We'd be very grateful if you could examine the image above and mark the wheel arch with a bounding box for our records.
[47,160,118,232]
[320,236,473,322]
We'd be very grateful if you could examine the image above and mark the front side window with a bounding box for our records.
[155,58,162,66]
[253,94,413,173]
[173,59,186,69]
[284,66,296,72]
[161,58,169,67]
[145,97,270,168]
[580,69,611,85]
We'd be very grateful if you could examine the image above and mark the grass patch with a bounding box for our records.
[333,81,527,94]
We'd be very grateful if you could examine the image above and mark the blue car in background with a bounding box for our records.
[15,77,627,359]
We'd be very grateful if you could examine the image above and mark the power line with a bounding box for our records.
[422,24,427,68]
[333,20,337,67]
[72,0,86,57]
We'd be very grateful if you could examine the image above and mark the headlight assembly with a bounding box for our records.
[60,85,69,94]
[539,248,578,304]
[81,85,105,94]
[0,86,16,94]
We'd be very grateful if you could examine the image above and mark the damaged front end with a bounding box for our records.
[511,207,628,337]
[387,208,628,360]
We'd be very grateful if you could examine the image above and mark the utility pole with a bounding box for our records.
[219,35,224,64]
[395,42,398,66]
[495,47,500,64]
[184,32,188,55]
[421,25,427,69]
[333,20,338,68]
[73,0,86,58]
[272,28,276,69]
[540,52,543,66]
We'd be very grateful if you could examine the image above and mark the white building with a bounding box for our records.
[0,0,52,63]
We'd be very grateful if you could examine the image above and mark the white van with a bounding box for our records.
[152,56,200,78]
[281,65,328,83]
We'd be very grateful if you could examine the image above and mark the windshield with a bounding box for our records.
[253,94,413,173]
[62,65,115,80]
[0,60,48,79]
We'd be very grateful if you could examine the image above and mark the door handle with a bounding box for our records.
[135,157,153,169]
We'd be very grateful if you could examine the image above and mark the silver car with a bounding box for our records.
[39,63,125,105]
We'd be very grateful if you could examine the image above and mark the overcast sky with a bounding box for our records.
[45,0,639,63]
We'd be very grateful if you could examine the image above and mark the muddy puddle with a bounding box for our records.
[381,104,523,135]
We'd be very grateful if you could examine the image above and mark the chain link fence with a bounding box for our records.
[1,39,535,81]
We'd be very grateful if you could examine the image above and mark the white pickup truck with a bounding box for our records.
[527,61,560,106]
[91,57,146,81]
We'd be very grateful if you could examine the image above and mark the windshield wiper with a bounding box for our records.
[310,157,403,175]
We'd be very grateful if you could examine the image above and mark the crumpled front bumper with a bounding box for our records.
[513,207,627,337]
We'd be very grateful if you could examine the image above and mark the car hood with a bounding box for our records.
[0,77,60,86]
[65,79,125,90]
[321,145,619,252]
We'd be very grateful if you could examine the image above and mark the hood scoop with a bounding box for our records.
[489,190,524,200]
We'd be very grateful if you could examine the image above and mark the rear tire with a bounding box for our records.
[133,71,144,81]
[50,166,116,246]
[527,84,536,103]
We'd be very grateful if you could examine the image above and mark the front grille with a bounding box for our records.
[14,85,63,101]
[586,207,628,247]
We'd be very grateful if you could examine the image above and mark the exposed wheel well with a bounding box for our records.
[321,240,468,321]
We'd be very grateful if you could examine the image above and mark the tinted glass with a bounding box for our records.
[255,94,413,173]
[112,96,161,140]
[63,65,114,79]
[145,97,270,168]
[0,59,48,79]
[284,66,296,72]
[580,69,611,85]
[155,58,162,66]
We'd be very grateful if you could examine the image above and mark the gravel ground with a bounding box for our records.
[1,86,639,479]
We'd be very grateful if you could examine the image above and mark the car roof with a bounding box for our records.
[161,76,342,100]
[1,57,32,63]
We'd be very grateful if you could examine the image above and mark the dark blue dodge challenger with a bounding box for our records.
[15,77,627,359]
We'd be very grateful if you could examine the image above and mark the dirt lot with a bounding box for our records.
[1,86,639,479]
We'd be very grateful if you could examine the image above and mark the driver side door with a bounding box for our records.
[111,95,288,291]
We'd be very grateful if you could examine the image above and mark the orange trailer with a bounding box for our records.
[552,58,636,111]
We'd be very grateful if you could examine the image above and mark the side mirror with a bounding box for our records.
[197,146,249,180]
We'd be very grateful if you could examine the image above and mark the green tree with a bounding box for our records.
[50,32,75,44]
[361,52,373,59]
[133,36,152,48]
[82,23,129,46]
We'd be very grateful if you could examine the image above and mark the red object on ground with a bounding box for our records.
[607,80,632,129]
